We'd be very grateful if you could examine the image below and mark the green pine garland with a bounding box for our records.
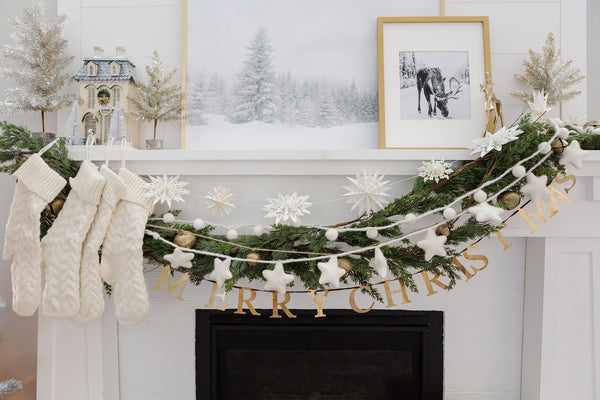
[0,117,597,301]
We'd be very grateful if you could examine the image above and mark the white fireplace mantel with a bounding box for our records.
[36,151,600,400]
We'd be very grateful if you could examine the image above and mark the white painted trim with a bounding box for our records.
[561,0,588,119]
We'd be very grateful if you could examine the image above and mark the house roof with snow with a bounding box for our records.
[74,56,136,83]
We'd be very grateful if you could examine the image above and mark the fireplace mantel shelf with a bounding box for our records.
[68,147,600,176]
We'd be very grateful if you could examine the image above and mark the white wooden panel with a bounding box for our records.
[82,0,180,7]
[446,3,561,54]
[561,0,588,119]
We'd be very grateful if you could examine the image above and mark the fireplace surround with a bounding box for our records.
[195,309,443,400]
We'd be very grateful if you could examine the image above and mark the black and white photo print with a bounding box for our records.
[398,51,470,120]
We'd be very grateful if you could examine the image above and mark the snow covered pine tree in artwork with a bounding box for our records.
[231,26,277,123]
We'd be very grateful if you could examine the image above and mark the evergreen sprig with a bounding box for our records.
[0,119,596,301]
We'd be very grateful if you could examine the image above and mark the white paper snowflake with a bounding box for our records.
[469,126,523,158]
[343,170,392,215]
[143,175,190,207]
[205,186,236,216]
[263,192,312,224]
[418,159,453,183]
[529,90,552,117]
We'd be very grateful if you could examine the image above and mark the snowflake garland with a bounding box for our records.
[143,175,190,207]
[343,170,392,215]
[205,186,236,216]
[418,159,453,183]
[263,192,312,224]
[469,126,523,158]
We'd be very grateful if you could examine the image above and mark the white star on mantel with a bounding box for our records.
[263,263,295,294]
[317,256,346,288]
[164,247,194,269]
[209,257,232,288]
[371,248,389,278]
[520,172,550,203]
[416,229,447,261]
[559,140,589,170]
[467,202,505,224]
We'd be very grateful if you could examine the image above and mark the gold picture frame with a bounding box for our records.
[180,1,447,150]
[377,16,492,149]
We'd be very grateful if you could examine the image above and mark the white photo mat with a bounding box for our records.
[378,17,491,149]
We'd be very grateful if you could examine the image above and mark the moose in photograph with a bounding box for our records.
[417,68,462,118]
[399,51,471,120]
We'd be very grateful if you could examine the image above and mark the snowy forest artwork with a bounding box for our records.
[184,0,441,149]
[398,51,471,120]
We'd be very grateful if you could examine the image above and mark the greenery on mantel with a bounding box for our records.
[0,118,597,300]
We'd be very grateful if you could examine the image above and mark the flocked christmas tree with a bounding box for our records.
[108,101,127,142]
[511,32,584,106]
[128,51,183,141]
[186,75,206,125]
[63,100,81,144]
[230,26,277,123]
[0,379,22,399]
[0,0,74,133]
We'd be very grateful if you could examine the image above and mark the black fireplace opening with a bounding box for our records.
[196,310,443,400]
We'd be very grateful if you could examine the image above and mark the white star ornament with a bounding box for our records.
[209,257,233,288]
[559,140,589,170]
[317,256,346,288]
[416,229,447,261]
[164,247,194,269]
[520,172,550,203]
[371,248,389,278]
[467,202,505,224]
[263,263,295,294]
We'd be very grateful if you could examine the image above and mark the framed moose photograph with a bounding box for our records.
[377,17,492,149]
[181,0,445,150]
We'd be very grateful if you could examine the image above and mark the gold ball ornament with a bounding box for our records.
[173,230,197,248]
[498,191,521,210]
[50,198,65,215]
[435,224,450,237]
[246,252,260,267]
[551,138,568,154]
[337,258,353,278]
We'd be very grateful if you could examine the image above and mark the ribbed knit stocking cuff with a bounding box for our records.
[69,161,106,205]
[119,168,154,212]
[13,154,67,203]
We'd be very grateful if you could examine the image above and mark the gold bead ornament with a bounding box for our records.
[49,198,64,215]
[435,224,450,237]
[173,230,197,248]
[338,258,353,278]
[246,252,260,266]
[498,191,521,210]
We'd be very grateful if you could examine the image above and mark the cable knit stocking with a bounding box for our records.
[3,154,66,316]
[71,165,126,324]
[102,168,153,325]
[41,161,106,318]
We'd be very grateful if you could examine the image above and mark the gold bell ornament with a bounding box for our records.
[435,224,450,237]
[246,252,260,267]
[338,258,353,278]
[498,191,521,210]
[174,230,197,248]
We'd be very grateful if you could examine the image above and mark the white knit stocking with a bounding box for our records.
[41,161,106,318]
[102,168,153,325]
[3,154,66,316]
[71,165,126,324]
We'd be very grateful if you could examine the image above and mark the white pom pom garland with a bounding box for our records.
[405,213,417,225]
[366,228,378,239]
[253,225,265,236]
[538,142,551,154]
[443,207,456,220]
[473,190,487,203]
[193,218,205,230]
[325,229,339,241]
[162,213,175,224]
[557,127,569,139]
[226,229,238,240]
[512,165,526,178]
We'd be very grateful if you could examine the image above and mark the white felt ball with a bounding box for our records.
[557,127,569,139]
[226,229,238,240]
[162,213,175,224]
[193,218,205,230]
[405,213,417,225]
[443,207,456,220]
[291,218,302,227]
[512,165,526,178]
[473,190,487,203]
[253,225,265,236]
[366,228,378,239]
[538,142,551,154]
[325,229,339,241]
